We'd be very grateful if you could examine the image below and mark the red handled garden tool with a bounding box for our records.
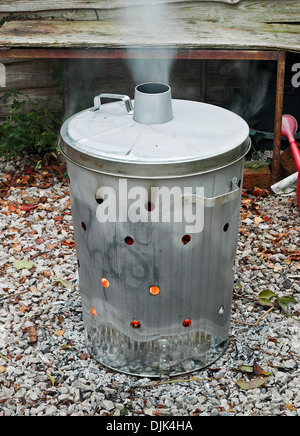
[281,115,300,211]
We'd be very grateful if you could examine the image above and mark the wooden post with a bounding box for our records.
[272,51,286,185]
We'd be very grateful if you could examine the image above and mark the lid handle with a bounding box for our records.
[91,93,133,114]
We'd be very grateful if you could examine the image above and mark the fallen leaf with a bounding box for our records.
[252,187,264,197]
[8,203,18,212]
[254,216,263,224]
[253,363,271,377]
[23,167,37,175]
[289,251,300,261]
[22,196,39,205]
[54,329,65,337]
[42,270,51,278]
[46,243,57,250]
[61,240,75,248]
[26,326,38,344]
[79,353,90,360]
[239,365,254,373]
[286,403,296,412]
[58,314,64,324]
[39,183,51,189]
[13,259,34,270]
[236,377,268,391]
[56,276,73,290]
[0,366,7,374]
[19,305,29,313]
[20,204,37,211]
[63,199,71,210]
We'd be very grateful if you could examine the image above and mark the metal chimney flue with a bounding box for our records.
[133,82,173,125]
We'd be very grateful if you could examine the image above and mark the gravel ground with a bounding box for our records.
[0,155,299,417]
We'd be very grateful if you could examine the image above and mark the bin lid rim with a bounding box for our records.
[60,99,250,176]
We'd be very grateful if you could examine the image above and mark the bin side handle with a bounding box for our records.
[183,178,240,208]
[91,94,134,115]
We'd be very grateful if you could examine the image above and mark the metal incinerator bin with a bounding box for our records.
[59,82,250,377]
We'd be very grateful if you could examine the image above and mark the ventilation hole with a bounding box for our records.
[77,259,80,268]
[182,319,191,328]
[238,179,242,188]
[81,222,87,231]
[146,202,155,212]
[96,195,104,205]
[223,223,229,232]
[130,320,141,329]
[182,234,191,245]
[124,236,134,245]
[101,278,110,288]
[149,286,160,296]
[91,307,97,317]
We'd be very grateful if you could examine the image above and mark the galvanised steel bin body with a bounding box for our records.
[60,83,250,377]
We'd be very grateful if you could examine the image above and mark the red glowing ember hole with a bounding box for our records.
[146,202,155,212]
[101,278,110,287]
[182,234,191,244]
[81,222,86,231]
[91,307,97,317]
[149,286,160,296]
[124,236,134,245]
[130,320,141,329]
[182,319,191,327]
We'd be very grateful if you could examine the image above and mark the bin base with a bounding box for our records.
[85,324,228,378]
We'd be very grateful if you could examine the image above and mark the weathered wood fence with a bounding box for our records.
[0,1,298,122]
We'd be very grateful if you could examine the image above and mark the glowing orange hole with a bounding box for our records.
[124,236,134,245]
[101,278,110,288]
[182,234,191,245]
[182,319,191,327]
[130,320,141,329]
[91,307,97,317]
[149,286,160,296]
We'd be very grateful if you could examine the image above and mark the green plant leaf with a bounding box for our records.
[258,298,274,307]
[56,276,72,290]
[258,290,277,300]
[236,377,269,391]
[13,259,34,270]
[46,373,55,386]
[277,296,297,305]
[239,365,254,373]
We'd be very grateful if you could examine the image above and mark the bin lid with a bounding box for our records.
[60,99,250,179]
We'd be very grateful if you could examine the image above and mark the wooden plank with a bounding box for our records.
[0,57,61,120]
[0,58,60,90]
[0,1,299,23]
[0,19,299,52]
[0,0,242,13]
[0,86,61,119]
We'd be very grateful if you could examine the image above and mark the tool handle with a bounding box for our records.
[91,94,133,114]
[290,140,300,171]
